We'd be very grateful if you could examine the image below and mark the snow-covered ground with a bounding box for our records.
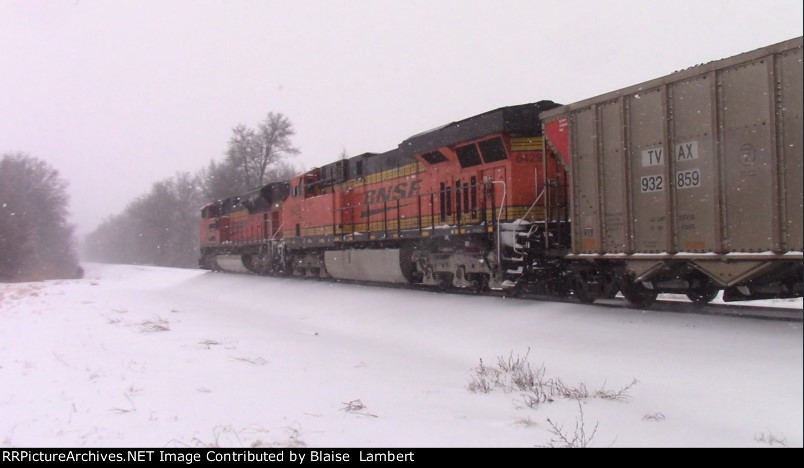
[1,264,801,448]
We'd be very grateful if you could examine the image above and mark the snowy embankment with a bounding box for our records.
[0,264,801,448]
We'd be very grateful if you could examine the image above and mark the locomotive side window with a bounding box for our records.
[478,137,507,163]
[456,144,482,168]
[422,150,447,164]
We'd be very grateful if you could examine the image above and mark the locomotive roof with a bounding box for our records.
[398,100,560,157]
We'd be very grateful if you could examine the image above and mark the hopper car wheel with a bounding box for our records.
[572,277,595,304]
[686,285,719,304]
[604,283,620,299]
[623,282,659,308]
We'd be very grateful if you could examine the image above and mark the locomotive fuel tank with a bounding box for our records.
[214,255,252,274]
[324,248,415,284]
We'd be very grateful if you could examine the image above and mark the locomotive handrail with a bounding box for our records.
[489,179,507,280]
[517,187,546,226]
[512,187,547,255]
[269,223,284,241]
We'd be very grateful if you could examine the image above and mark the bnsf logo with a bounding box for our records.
[364,180,421,204]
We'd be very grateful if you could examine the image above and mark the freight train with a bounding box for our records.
[199,37,803,307]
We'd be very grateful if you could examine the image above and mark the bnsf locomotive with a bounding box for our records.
[200,37,803,307]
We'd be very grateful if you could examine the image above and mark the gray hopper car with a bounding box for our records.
[541,37,803,305]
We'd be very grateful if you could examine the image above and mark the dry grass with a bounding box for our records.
[109,393,137,414]
[137,317,170,334]
[541,401,599,448]
[198,339,221,350]
[642,412,666,422]
[755,432,787,447]
[167,424,306,448]
[231,356,268,365]
[514,417,539,428]
[341,399,378,418]
[468,349,637,409]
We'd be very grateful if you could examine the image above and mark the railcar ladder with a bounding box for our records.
[543,179,569,252]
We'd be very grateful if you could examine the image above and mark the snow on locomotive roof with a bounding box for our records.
[398,100,560,157]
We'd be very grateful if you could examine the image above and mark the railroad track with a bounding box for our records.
[583,297,802,322]
[507,291,800,322]
[209,270,803,322]
[299,275,804,322]
[498,290,801,322]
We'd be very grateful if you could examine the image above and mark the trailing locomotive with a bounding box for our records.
[200,37,803,307]
[200,100,568,293]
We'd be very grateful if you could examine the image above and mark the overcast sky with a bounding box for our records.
[1,0,801,234]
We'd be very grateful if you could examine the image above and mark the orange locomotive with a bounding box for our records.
[199,38,804,308]
[200,101,572,294]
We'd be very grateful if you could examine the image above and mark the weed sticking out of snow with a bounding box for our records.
[755,432,787,447]
[197,339,221,350]
[513,417,539,428]
[167,424,307,448]
[230,356,268,365]
[341,399,378,418]
[467,349,637,409]
[541,401,599,448]
[642,412,666,422]
[136,317,170,334]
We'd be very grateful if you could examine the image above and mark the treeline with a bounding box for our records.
[0,153,82,281]
[82,112,299,268]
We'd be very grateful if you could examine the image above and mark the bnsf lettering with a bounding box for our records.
[365,180,421,204]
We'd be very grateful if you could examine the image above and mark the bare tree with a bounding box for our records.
[226,124,260,191]
[86,111,300,269]
[199,159,240,202]
[264,160,298,184]
[84,172,203,268]
[254,112,299,186]
[204,113,299,202]
[0,153,80,280]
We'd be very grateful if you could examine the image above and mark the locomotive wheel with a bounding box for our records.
[686,285,719,304]
[467,274,488,294]
[437,273,453,291]
[503,281,523,297]
[623,282,658,308]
